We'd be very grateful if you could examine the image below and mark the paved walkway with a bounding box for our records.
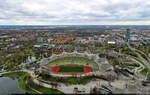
[127,43,150,70]
[22,69,102,94]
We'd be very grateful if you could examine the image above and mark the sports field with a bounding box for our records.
[51,64,92,75]
[58,66,84,72]
[48,56,99,71]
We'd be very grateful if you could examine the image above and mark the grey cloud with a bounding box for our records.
[0,0,150,24]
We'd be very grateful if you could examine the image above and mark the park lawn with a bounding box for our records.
[127,66,135,70]
[2,72,27,77]
[28,80,64,94]
[130,56,147,68]
[136,51,149,61]
[2,72,37,94]
[41,88,63,94]
[18,73,38,94]
[140,68,149,76]
[2,72,63,94]
[58,66,84,72]
[64,77,86,84]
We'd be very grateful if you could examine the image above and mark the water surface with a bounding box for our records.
[0,77,25,94]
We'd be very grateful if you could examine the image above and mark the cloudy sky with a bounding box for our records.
[0,0,150,25]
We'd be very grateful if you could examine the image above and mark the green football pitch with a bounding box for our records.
[58,66,84,72]
[48,56,99,71]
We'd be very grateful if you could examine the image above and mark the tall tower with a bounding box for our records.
[126,29,130,42]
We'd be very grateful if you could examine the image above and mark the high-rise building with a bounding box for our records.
[126,29,130,42]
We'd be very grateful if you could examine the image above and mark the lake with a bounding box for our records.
[0,77,25,94]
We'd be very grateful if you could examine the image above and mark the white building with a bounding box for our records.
[107,41,116,45]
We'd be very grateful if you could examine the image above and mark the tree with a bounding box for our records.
[6,60,12,70]
[19,52,25,62]
[0,58,5,66]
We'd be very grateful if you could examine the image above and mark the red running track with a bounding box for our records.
[51,64,92,75]
[50,51,73,55]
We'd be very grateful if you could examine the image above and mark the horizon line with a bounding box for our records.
[0,24,150,26]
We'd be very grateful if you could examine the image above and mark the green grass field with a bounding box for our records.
[48,56,99,71]
[58,66,84,72]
